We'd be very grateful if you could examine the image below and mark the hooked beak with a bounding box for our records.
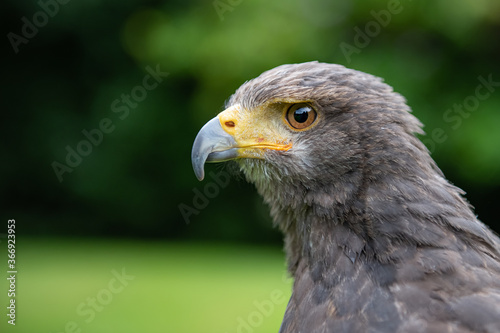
[191,104,292,181]
[191,117,238,181]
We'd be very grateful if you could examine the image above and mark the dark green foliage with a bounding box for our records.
[2,0,499,241]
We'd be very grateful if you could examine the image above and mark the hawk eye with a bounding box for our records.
[286,103,317,130]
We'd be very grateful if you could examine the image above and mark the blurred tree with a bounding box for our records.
[2,0,499,241]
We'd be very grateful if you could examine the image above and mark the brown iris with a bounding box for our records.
[286,103,317,130]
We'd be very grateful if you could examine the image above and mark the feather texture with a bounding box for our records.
[225,62,500,332]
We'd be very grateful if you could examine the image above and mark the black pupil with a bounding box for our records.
[294,107,310,123]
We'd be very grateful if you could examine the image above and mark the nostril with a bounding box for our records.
[225,121,235,128]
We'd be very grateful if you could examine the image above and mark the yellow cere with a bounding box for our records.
[217,103,293,159]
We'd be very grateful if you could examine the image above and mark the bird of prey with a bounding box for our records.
[191,62,500,332]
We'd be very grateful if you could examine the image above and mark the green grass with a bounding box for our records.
[0,238,291,333]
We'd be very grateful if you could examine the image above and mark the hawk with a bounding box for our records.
[191,62,500,332]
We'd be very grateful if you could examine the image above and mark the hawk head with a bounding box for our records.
[192,62,434,231]
[191,62,500,333]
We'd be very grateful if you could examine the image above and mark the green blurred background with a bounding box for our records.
[2,0,500,332]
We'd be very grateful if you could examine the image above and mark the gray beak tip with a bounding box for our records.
[191,117,237,181]
[192,156,206,181]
